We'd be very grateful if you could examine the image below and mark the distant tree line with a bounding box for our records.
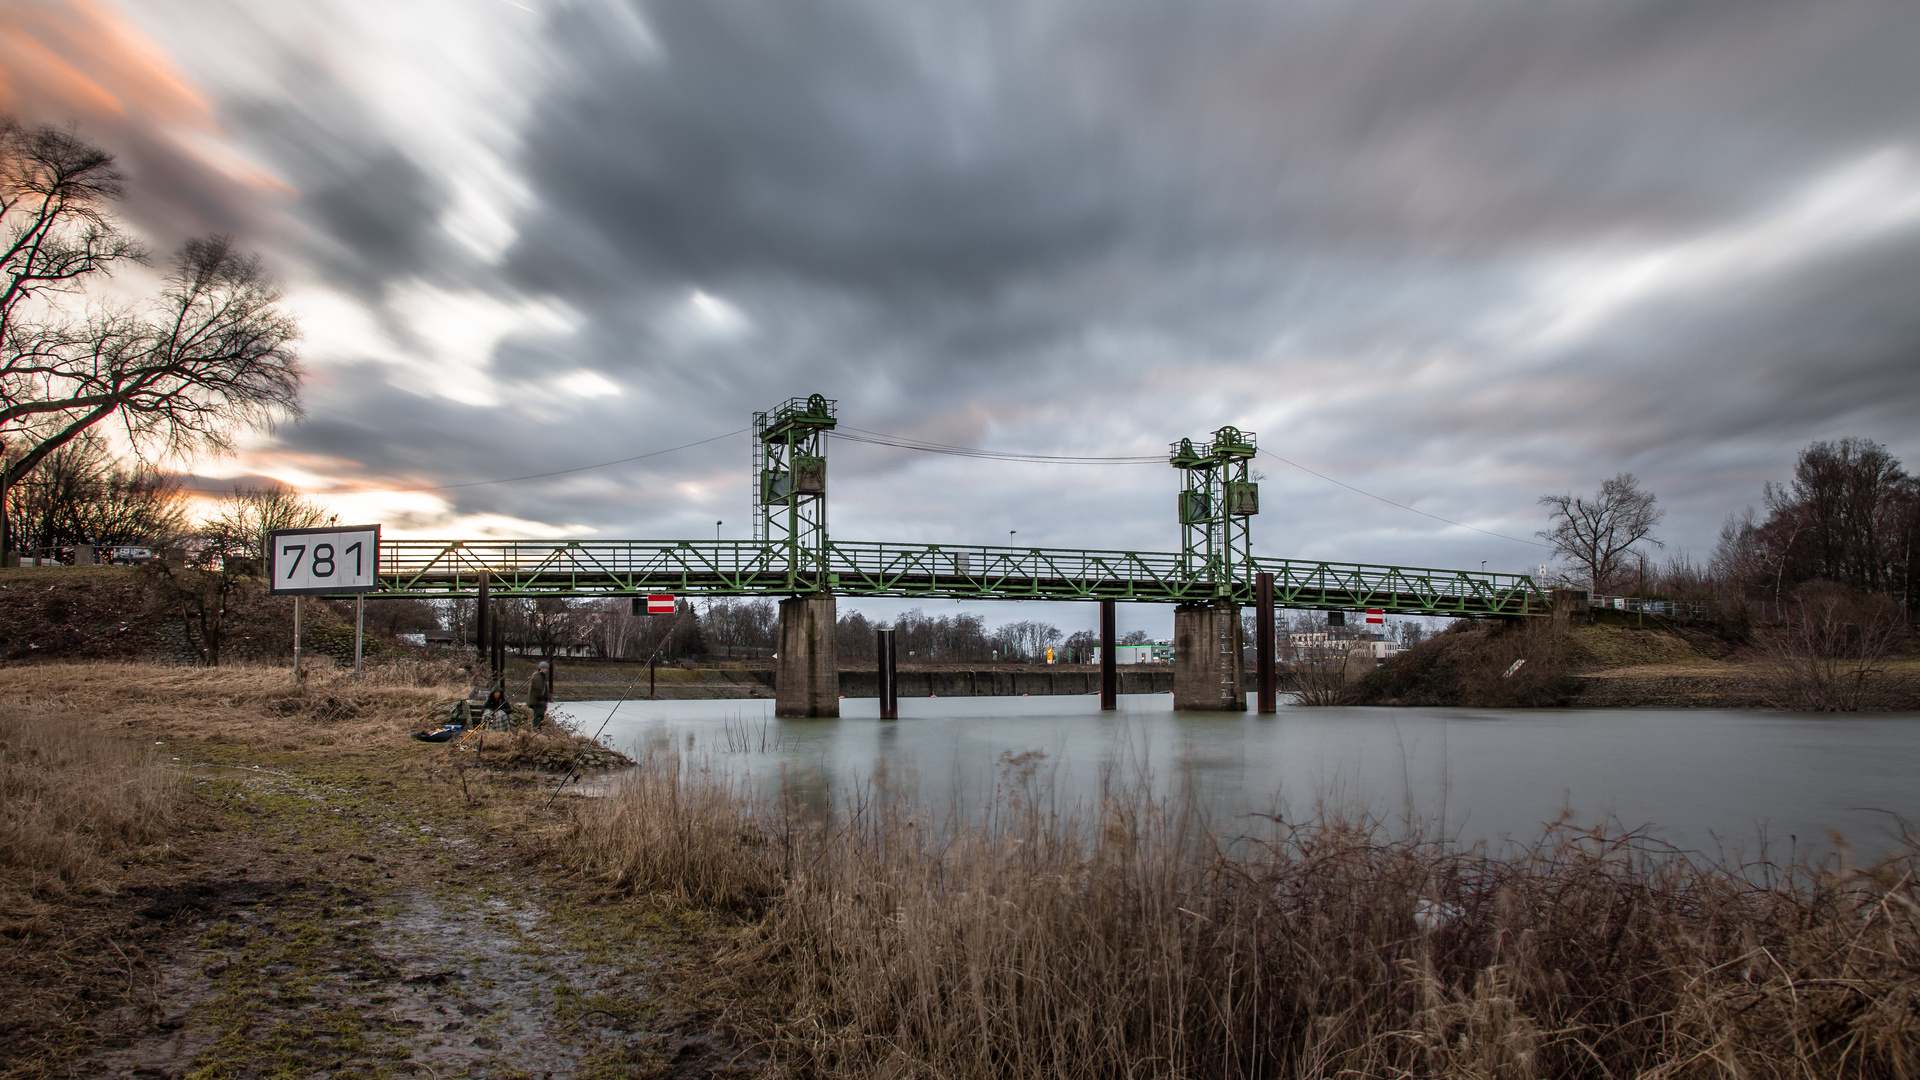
[1714,438,1918,610]
[836,609,1078,664]
[1536,438,1918,621]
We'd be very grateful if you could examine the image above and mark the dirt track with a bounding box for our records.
[0,665,752,1080]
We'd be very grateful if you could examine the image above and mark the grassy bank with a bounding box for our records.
[570,750,1920,1079]
[1352,618,1918,709]
[0,662,732,1080]
[14,661,1919,1078]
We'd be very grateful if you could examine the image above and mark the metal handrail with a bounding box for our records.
[365,537,1542,616]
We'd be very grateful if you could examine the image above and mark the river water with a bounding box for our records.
[563,695,1920,862]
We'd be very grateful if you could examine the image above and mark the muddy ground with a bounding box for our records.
[1,666,754,1080]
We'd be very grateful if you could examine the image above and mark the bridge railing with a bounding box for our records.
[370,538,1541,615]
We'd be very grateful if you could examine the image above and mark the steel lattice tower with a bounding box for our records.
[752,394,837,589]
[1169,425,1259,594]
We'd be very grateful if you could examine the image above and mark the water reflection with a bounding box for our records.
[560,694,1920,860]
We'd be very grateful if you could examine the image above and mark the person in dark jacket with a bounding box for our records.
[527,661,550,728]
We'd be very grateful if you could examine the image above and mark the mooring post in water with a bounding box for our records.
[292,595,302,682]
[354,593,365,680]
[1100,598,1117,711]
[877,627,898,720]
[1256,571,1276,713]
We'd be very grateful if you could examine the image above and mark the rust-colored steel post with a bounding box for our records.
[1100,599,1117,711]
[1255,571,1276,713]
[491,608,505,681]
[476,577,490,671]
[877,627,898,720]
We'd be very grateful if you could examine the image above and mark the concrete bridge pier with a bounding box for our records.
[776,593,839,718]
[1173,599,1246,711]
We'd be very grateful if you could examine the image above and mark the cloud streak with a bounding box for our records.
[5,0,1916,584]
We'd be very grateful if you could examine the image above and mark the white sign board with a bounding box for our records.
[269,525,381,594]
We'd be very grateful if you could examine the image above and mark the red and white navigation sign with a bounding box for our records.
[1365,609,1385,625]
[631,594,677,616]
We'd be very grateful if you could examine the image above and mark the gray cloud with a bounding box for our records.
[93,0,1920,570]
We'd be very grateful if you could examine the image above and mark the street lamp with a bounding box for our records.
[716,520,723,541]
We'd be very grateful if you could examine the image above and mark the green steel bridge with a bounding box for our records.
[367,537,1542,617]
[352,395,1544,618]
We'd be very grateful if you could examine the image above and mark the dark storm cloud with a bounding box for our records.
[505,0,1139,302]
[493,0,1920,389]
[227,87,453,299]
[111,0,1919,557]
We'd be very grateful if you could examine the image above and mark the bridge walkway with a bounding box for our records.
[369,538,1540,618]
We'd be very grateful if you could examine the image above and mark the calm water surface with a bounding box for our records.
[565,695,1920,860]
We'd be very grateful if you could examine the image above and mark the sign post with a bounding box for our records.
[269,525,382,681]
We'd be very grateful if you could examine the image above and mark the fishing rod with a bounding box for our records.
[543,627,676,809]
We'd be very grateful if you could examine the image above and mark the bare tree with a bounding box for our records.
[146,486,331,667]
[1760,582,1910,711]
[0,120,302,558]
[1537,473,1664,594]
[1759,438,1917,605]
[201,484,333,563]
[1711,508,1770,596]
[4,433,188,554]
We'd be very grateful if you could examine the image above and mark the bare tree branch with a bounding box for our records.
[0,120,304,557]
[1537,473,1664,594]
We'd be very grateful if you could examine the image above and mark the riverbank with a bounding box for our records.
[0,662,745,1080]
[6,661,1917,1078]
[1356,619,1920,709]
[573,737,1920,1079]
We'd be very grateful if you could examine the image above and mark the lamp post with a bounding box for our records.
[716,520,723,542]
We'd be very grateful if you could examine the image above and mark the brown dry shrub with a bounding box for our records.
[570,748,779,909]
[570,752,1920,1079]
[1353,619,1581,707]
[1759,582,1914,711]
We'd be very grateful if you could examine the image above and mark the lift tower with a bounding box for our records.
[753,394,837,589]
[1169,425,1259,710]
[1169,425,1259,595]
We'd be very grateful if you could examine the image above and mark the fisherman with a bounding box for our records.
[481,681,511,725]
[527,661,550,728]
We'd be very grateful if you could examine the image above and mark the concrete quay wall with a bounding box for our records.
[836,668,1174,699]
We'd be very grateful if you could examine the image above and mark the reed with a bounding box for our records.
[0,659,477,904]
[0,690,178,899]
[569,750,1920,1079]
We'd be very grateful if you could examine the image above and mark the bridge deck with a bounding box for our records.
[366,539,1539,617]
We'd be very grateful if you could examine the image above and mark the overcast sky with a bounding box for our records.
[4,0,1918,621]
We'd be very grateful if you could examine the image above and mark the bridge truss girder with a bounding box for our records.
[365,538,1540,617]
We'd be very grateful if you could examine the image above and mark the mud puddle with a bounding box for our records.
[64,757,747,1079]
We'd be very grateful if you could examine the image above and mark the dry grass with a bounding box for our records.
[0,700,177,900]
[569,752,1920,1079]
[0,659,474,908]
